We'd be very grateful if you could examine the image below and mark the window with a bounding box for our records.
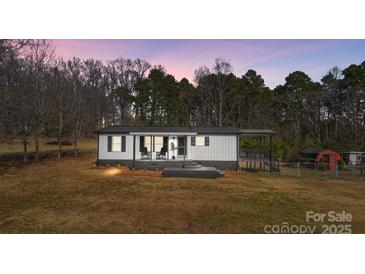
[154,136,163,152]
[195,136,205,146]
[112,136,121,152]
[142,136,164,152]
[192,136,209,146]
[145,136,151,152]
[107,135,125,152]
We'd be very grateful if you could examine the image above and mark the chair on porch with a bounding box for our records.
[141,147,150,159]
[157,146,167,159]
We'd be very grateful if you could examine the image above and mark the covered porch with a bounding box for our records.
[130,132,196,163]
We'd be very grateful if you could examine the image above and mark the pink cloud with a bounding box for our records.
[49,39,363,88]
[149,40,331,84]
[53,39,138,61]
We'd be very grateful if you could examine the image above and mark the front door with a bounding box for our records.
[177,137,187,156]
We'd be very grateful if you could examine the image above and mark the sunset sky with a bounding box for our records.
[54,40,365,88]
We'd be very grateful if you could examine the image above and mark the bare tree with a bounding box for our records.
[213,58,233,126]
[194,66,214,125]
[194,59,233,126]
[24,39,55,161]
[49,59,76,158]
[67,57,84,156]
[0,40,32,161]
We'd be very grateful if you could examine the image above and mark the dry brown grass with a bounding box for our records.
[0,146,364,233]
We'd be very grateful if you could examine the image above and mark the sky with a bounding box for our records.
[53,40,365,88]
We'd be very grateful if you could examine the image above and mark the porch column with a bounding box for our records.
[167,135,169,160]
[133,135,136,168]
[183,135,186,163]
[150,135,152,160]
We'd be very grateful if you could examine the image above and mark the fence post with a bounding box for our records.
[315,162,317,176]
[296,162,300,177]
[269,135,272,174]
[335,162,338,179]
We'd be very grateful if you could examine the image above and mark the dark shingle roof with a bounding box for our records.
[300,148,324,154]
[95,126,276,135]
[239,129,276,135]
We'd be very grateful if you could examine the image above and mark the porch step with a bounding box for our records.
[162,166,224,179]
[183,162,202,169]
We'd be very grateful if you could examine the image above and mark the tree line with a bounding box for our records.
[0,39,364,161]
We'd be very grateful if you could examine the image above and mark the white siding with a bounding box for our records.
[98,133,238,161]
[98,134,134,160]
[188,135,237,161]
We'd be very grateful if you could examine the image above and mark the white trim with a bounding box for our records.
[129,132,197,136]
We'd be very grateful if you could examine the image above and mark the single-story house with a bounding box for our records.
[95,126,276,171]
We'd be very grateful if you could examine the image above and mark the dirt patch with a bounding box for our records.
[92,166,162,178]
[45,140,73,146]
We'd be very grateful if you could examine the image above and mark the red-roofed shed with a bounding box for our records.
[315,149,342,170]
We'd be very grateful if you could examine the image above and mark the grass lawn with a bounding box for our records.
[0,140,364,233]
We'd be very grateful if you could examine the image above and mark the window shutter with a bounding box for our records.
[121,136,126,152]
[205,136,209,146]
[140,136,144,152]
[191,136,195,146]
[107,136,112,152]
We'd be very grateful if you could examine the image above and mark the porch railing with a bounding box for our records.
[239,148,280,172]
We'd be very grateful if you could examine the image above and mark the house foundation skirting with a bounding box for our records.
[96,159,238,171]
